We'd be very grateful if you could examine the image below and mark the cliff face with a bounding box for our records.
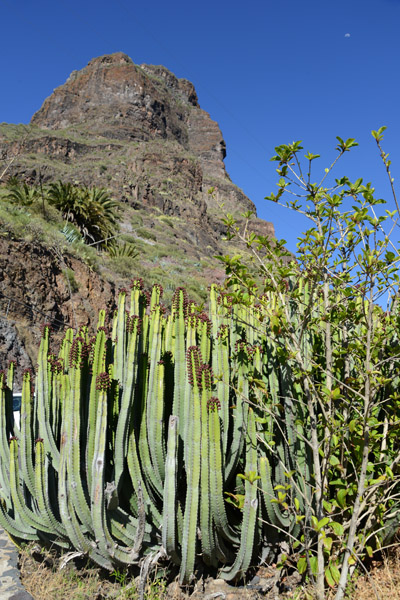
[31,54,226,179]
[0,237,115,383]
[0,53,274,381]
[27,52,264,223]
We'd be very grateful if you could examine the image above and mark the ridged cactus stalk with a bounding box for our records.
[0,280,317,583]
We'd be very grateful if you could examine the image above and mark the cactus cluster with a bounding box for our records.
[0,281,309,583]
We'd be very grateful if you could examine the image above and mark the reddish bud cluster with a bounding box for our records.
[127,314,142,334]
[87,335,97,365]
[207,397,221,412]
[35,437,44,444]
[96,372,111,392]
[235,340,248,353]
[48,355,63,374]
[186,314,197,329]
[22,368,33,388]
[217,324,229,340]
[186,346,202,387]
[142,290,151,307]
[9,436,18,442]
[130,277,144,290]
[7,359,16,368]
[198,313,212,335]
[217,293,233,307]
[186,301,197,316]
[200,364,213,389]
[235,341,263,359]
[172,287,189,316]
[118,287,129,295]
[152,283,164,297]
[40,322,53,337]
[69,336,89,369]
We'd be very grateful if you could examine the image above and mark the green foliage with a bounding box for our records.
[47,181,120,246]
[107,242,139,259]
[217,129,400,600]
[136,227,157,242]
[5,179,41,206]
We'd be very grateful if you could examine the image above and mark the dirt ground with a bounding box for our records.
[19,543,400,600]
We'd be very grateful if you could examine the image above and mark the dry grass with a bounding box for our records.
[19,542,400,600]
[352,546,400,600]
[287,546,400,600]
[18,544,168,600]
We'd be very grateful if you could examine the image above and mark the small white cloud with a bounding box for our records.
[345,33,351,38]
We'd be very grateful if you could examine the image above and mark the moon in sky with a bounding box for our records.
[345,33,351,37]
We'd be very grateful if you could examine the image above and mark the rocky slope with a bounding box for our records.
[0,52,274,382]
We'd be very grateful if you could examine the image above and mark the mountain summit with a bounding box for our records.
[0,53,274,378]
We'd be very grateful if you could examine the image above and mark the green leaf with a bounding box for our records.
[329,521,344,536]
[337,489,347,509]
[237,471,261,485]
[325,563,341,587]
[325,565,336,588]
[329,455,340,467]
[323,536,333,551]
[297,556,307,575]
[349,419,357,433]
[317,517,330,531]
[311,515,319,529]
[309,555,318,576]
[224,492,245,509]
[371,126,386,141]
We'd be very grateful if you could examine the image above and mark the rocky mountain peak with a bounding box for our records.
[0,52,275,380]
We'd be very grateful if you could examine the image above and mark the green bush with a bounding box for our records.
[217,128,400,599]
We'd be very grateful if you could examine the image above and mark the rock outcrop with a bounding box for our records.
[28,52,271,230]
[0,52,275,381]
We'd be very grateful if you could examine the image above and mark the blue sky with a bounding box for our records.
[1,0,400,253]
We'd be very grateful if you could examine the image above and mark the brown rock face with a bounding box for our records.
[29,52,270,227]
[0,237,115,383]
[33,54,189,145]
[0,53,275,380]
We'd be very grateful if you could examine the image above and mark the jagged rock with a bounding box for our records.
[0,52,275,381]
[0,236,115,384]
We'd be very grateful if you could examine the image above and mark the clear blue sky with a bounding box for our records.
[1,0,400,253]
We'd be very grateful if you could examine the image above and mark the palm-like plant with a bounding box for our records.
[107,241,138,258]
[47,181,81,222]
[5,180,40,206]
[81,187,120,246]
[47,182,120,247]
